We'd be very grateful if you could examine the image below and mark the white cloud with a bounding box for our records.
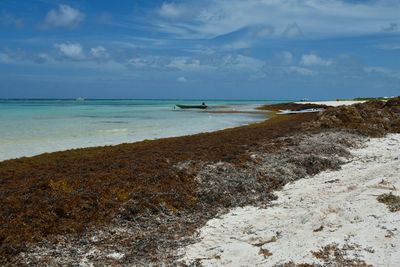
[281,51,293,64]
[126,56,171,70]
[381,22,398,32]
[300,54,332,67]
[97,12,113,24]
[177,76,187,82]
[222,25,275,51]
[220,54,264,70]
[364,67,400,79]
[288,66,316,76]
[0,50,54,65]
[34,53,50,64]
[377,44,400,50]
[254,26,275,38]
[1,45,111,65]
[261,65,317,77]
[54,43,84,59]
[282,23,303,38]
[167,57,203,71]
[0,53,14,64]
[42,5,84,29]
[125,54,265,72]
[90,46,109,59]
[154,0,400,39]
[159,3,181,18]
[223,40,252,50]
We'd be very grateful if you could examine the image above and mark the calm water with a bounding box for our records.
[0,99,281,161]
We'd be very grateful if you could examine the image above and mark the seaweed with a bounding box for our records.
[1,98,399,265]
[377,193,400,212]
[0,110,316,264]
[311,244,373,267]
[303,97,400,137]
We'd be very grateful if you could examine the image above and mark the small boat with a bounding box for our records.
[277,108,324,115]
[176,103,207,109]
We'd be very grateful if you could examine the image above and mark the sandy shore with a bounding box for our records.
[181,134,400,266]
[294,100,366,107]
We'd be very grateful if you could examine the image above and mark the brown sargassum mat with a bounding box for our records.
[1,98,399,266]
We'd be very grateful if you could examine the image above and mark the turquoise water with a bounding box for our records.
[0,99,281,161]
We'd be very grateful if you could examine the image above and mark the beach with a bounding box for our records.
[181,133,400,266]
[3,1,400,265]
[1,98,399,266]
[294,100,366,107]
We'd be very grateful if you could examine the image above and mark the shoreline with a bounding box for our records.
[0,104,268,163]
[0,99,364,162]
[1,98,399,265]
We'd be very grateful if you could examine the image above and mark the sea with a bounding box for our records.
[0,99,283,161]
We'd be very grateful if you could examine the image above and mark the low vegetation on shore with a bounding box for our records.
[1,97,399,265]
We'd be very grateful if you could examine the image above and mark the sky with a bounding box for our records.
[0,0,399,100]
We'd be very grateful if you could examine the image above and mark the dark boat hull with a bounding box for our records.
[176,104,207,109]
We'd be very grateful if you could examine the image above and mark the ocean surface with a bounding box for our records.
[0,99,282,161]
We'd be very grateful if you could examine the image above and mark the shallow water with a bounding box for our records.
[0,99,281,161]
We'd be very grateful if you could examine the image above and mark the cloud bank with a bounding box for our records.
[153,0,400,39]
[41,4,84,29]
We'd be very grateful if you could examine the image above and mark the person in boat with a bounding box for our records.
[202,102,206,106]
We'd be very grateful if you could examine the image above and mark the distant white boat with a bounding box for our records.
[76,97,85,101]
[277,108,324,115]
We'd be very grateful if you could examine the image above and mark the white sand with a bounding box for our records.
[181,134,400,266]
[294,100,366,107]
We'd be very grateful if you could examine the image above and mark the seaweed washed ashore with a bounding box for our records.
[1,98,400,266]
[182,133,400,266]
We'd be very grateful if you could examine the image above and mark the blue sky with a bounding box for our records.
[0,0,399,99]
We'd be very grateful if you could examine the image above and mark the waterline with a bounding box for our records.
[0,99,279,161]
